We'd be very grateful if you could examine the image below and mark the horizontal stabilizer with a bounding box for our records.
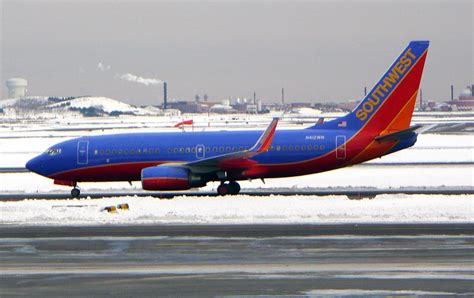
[375,125,424,142]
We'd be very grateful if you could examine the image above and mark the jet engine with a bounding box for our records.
[141,165,206,191]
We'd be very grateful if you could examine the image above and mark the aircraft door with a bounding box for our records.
[77,141,89,165]
[336,135,346,160]
[196,144,205,159]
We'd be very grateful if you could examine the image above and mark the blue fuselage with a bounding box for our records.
[26,127,416,183]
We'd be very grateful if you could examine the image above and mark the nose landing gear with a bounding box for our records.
[71,187,80,198]
[217,181,241,196]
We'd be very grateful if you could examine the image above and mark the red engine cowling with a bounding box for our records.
[141,165,205,191]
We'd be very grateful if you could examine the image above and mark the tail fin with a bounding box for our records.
[312,41,429,134]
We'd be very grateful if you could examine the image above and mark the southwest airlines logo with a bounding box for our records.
[356,48,417,121]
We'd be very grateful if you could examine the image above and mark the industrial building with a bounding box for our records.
[448,85,474,111]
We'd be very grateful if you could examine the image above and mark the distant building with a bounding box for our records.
[166,101,209,113]
[337,101,359,112]
[246,104,258,114]
[448,85,474,111]
[289,102,312,108]
[209,103,235,114]
[6,78,27,99]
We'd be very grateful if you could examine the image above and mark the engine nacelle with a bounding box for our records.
[141,165,205,191]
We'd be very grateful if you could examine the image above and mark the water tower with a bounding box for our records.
[6,78,28,99]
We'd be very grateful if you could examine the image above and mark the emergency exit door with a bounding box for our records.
[77,141,89,165]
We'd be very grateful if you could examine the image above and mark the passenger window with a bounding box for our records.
[100,149,105,155]
[112,149,117,155]
[137,149,141,155]
[185,147,190,153]
[124,149,129,155]
[173,148,178,153]
[295,145,300,151]
[118,149,123,155]
[154,149,159,154]
[219,147,224,153]
[301,145,306,151]
[130,149,135,155]
[94,149,98,155]
[308,145,312,151]
[213,147,217,153]
[226,147,231,152]
[282,146,287,151]
[269,146,274,151]
[289,145,293,151]
[320,145,325,150]
[276,145,281,151]
[143,148,148,154]
[205,147,210,153]
[239,146,244,151]
[179,148,184,154]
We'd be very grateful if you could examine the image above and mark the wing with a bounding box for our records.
[183,118,279,174]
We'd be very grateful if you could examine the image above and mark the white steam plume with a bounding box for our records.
[97,62,111,72]
[118,73,163,86]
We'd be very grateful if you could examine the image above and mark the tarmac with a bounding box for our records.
[1,224,473,296]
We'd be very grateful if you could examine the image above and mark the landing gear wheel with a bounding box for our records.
[71,188,80,198]
[217,184,229,196]
[228,181,241,195]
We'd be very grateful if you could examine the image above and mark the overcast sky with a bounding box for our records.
[1,0,472,105]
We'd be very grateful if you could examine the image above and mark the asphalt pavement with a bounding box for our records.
[1,224,473,296]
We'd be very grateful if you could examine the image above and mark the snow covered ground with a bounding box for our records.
[0,194,472,225]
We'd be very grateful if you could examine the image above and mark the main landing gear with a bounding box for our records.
[217,181,241,196]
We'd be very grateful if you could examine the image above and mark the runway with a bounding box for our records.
[1,187,473,201]
[1,224,473,296]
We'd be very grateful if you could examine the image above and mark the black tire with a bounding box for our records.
[71,188,80,198]
[228,181,241,195]
[217,184,229,196]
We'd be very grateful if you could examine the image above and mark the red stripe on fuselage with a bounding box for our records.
[50,161,166,182]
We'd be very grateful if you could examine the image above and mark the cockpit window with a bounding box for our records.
[45,148,62,156]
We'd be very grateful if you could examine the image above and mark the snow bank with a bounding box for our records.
[0,194,472,226]
[47,96,154,115]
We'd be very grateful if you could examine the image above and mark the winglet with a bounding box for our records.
[250,118,279,152]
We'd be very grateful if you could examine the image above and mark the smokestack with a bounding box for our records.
[451,84,454,101]
[163,81,168,109]
[282,88,285,105]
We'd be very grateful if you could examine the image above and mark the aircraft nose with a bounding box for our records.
[26,155,45,175]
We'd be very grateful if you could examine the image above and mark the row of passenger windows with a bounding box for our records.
[93,144,326,156]
[270,144,325,152]
[94,148,159,156]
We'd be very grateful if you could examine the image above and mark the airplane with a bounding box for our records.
[26,40,429,197]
